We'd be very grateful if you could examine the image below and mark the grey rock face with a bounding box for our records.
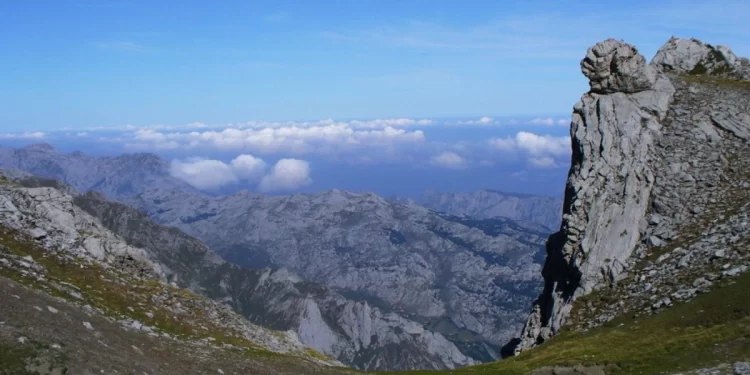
[392,190,562,231]
[566,59,750,332]
[516,39,677,351]
[125,188,547,362]
[652,37,750,79]
[581,39,657,94]
[513,37,750,355]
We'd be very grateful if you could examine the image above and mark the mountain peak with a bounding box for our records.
[22,142,56,152]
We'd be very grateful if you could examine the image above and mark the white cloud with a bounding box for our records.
[82,118,433,133]
[515,131,570,156]
[488,137,517,152]
[258,159,312,192]
[530,118,555,126]
[125,124,424,154]
[0,132,45,139]
[169,154,271,190]
[530,117,569,126]
[457,116,495,125]
[430,151,466,169]
[529,156,558,168]
[478,116,494,124]
[169,158,239,190]
[230,154,267,181]
[489,131,570,168]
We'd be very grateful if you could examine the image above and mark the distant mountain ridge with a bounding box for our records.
[391,190,563,230]
[0,143,198,198]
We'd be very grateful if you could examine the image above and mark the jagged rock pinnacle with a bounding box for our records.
[512,37,677,355]
[511,35,750,358]
[581,39,657,94]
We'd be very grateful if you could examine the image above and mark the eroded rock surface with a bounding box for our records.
[513,37,750,353]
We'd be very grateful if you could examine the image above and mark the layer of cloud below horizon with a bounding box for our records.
[169,155,312,192]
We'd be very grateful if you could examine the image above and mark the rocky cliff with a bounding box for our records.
[513,37,750,353]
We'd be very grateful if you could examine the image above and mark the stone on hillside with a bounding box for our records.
[735,362,750,375]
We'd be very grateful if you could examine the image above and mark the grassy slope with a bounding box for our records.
[383,266,750,375]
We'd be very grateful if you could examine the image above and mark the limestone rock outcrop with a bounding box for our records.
[513,36,750,355]
[514,38,684,351]
[581,38,657,94]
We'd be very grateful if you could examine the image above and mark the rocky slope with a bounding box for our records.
[123,188,547,361]
[0,172,475,371]
[0,173,351,374]
[391,190,563,230]
[511,37,750,354]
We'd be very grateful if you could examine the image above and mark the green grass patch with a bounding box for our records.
[680,74,750,88]
[304,348,332,361]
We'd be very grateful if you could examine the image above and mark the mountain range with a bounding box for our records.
[0,144,557,369]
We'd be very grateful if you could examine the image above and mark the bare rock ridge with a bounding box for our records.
[512,37,750,354]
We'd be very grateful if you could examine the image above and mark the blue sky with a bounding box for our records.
[2,0,749,130]
[1,0,748,197]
